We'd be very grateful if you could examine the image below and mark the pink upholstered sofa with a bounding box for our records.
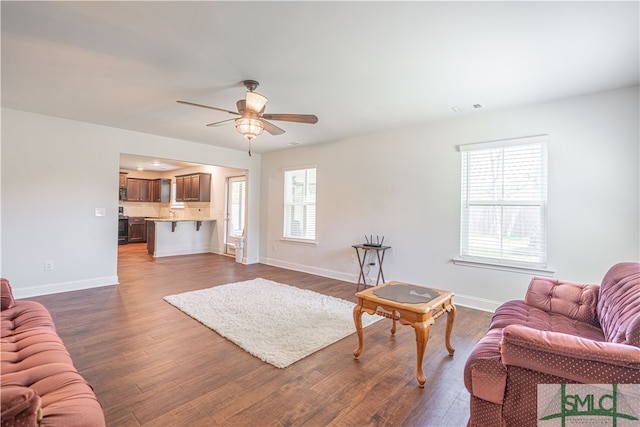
[464,262,640,427]
[1,278,105,427]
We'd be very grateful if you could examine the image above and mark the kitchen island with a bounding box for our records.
[146,218,217,257]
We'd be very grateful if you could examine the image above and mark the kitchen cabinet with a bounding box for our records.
[119,172,128,188]
[146,220,155,255]
[175,173,211,202]
[151,179,171,203]
[128,217,147,243]
[175,176,185,202]
[127,178,151,202]
[121,176,169,203]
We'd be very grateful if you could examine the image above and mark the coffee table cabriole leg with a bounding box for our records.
[352,303,365,358]
[445,302,457,355]
[414,318,435,388]
[390,310,397,334]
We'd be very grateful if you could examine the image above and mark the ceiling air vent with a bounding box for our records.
[452,102,485,113]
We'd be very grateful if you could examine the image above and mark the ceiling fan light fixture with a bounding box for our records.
[245,91,268,113]
[235,117,264,140]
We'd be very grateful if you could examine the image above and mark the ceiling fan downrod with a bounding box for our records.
[243,80,259,92]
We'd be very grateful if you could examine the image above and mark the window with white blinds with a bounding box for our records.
[459,135,548,269]
[283,166,316,241]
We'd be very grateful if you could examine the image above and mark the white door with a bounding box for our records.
[225,176,246,256]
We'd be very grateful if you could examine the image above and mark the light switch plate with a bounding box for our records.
[95,208,106,217]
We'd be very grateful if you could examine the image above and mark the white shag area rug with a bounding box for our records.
[164,278,383,368]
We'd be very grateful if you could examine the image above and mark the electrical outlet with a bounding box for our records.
[44,260,54,271]
[350,255,357,264]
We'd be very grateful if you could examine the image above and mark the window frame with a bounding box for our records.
[227,175,246,238]
[454,134,554,275]
[170,180,185,209]
[282,165,317,244]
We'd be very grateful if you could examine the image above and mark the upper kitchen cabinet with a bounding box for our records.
[151,179,171,203]
[127,178,151,202]
[119,172,128,188]
[175,173,211,202]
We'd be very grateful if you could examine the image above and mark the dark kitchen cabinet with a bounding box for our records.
[126,179,138,201]
[151,179,171,203]
[175,173,211,202]
[127,178,151,202]
[128,217,147,243]
[175,176,184,202]
[146,220,155,255]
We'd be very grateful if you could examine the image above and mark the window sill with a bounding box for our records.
[280,238,318,247]
[451,257,555,276]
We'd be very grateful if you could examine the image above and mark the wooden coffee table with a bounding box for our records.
[352,281,456,387]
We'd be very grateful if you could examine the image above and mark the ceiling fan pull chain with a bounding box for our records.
[248,139,252,157]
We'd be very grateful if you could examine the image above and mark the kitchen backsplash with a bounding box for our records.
[119,202,215,219]
[119,202,163,218]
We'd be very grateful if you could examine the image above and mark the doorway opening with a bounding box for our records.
[117,153,248,264]
[225,175,247,258]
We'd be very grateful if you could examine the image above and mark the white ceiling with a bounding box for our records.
[2,1,638,155]
[119,153,202,172]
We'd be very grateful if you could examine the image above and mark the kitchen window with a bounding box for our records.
[170,181,184,209]
[283,166,316,242]
[455,135,551,274]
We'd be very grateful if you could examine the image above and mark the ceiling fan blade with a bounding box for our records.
[261,113,318,124]
[206,118,235,127]
[177,100,239,116]
[261,120,286,136]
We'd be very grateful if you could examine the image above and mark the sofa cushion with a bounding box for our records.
[490,300,605,341]
[597,262,640,346]
[1,278,16,310]
[524,277,599,325]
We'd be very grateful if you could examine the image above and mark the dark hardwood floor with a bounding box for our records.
[29,243,493,426]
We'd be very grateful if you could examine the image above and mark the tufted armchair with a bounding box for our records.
[464,262,640,427]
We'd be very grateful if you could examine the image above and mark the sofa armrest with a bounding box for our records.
[1,278,16,310]
[525,277,600,325]
[500,324,640,383]
[464,329,508,404]
[1,386,42,427]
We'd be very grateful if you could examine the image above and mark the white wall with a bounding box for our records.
[1,108,261,298]
[3,87,638,305]
[260,86,640,311]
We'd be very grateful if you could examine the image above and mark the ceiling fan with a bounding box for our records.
[177,80,318,155]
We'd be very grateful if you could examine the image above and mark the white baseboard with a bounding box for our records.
[453,294,500,313]
[260,256,357,283]
[13,275,119,299]
[260,257,500,313]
